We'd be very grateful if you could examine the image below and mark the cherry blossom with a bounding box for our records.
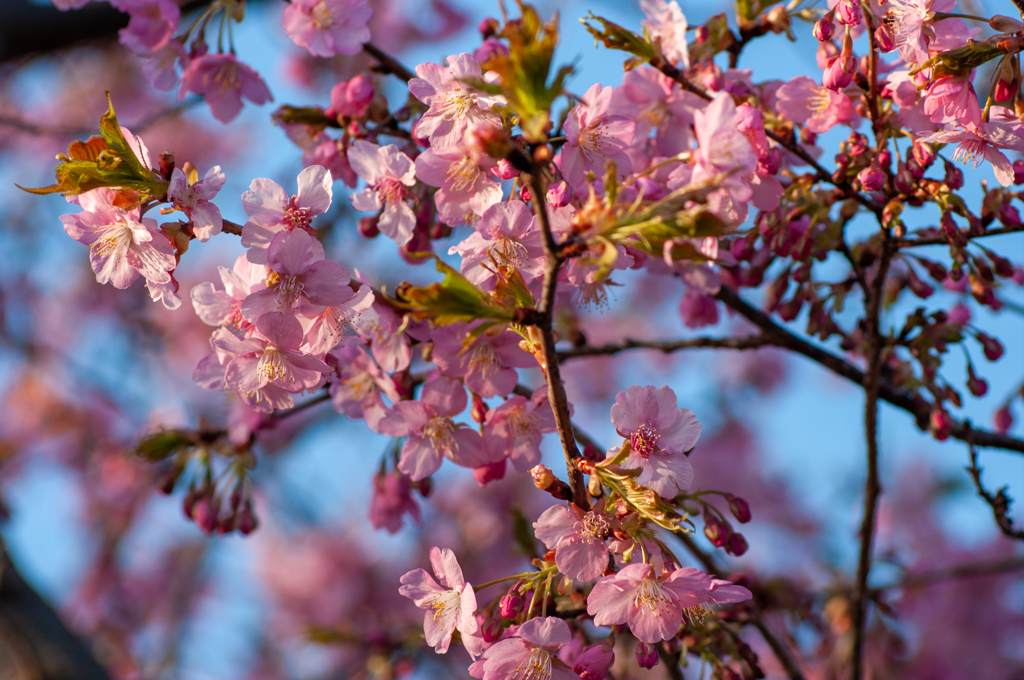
[241,165,333,264]
[220,312,331,396]
[408,53,505,151]
[533,501,611,581]
[328,345,397,432]
[348,140,417,246]
[478,617,577,680]
[612,67,701,156]
[610,385,702,497]
[299,284,374,357]
[483,386,557,472]
[191,254,267,332]
[399,547,478,654]
[691,91,756,202]
[282,0,372,58]
[115,0,180,56]
[60,188,176,290]
[640,0,689,68]
[776,76,855,134]
[431,323,536,398]
[448,200,544,288]
[916,123,1024,187]
[179,53,273,124]
[415,146,503,226]
[378,377,492,480]
[561,83,636,189]
[166,165,225,241]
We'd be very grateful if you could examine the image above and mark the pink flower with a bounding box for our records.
[561,83,636,189]
[191,253,267,331]
[883,0,956,65]
[60,188,176,290]
[448,200,544,288]
[483,386,557,472]
[679,288,719,328]
[299,284,374,357]
[193,328,298,412]
[220,311,331,396]
[533,501,611,581]
[353,300,413,372]
[640,0,689,67]
[916,123,1024,187]
[776,76,855,134]
[431,323,536,398]
[415,146,503,226]
[924,76,981,129]
[304,138,358,188]
[348,140,417,246]
[282,0,372,58]
[140,41,187,91]
[370,469,420,533]
[574,642,615,680]
[328,75,374,118]
[241,165,333,264]
[329,345,397,431]
[378,377,491,480]
[409,53,505,151]
[240,228,352,322]
[610,385,702,497]
[179,53,273,124]
[399,547,478,654]
[611,67,702,156]
[115,0,180,55]
[479,617,577,680]
[587,564,745,642]
[167,165,225,241]
[692,92,756,202]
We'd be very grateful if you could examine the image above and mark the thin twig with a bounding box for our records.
[222,218,243,236]
[713,286,1024,455]
[557,334,772,360]
[896,223,1024,247]
[967,432,1024,541]
[851,239,892,680]
[362,42,416,83]
[871,555,1024,593]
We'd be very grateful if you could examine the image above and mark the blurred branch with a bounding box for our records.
[967,438,1024,541]
[0,537,112,680]
[362,42,416,82]
[896,223,1024,247]
[557,334,772,360]
[0,98,202,137]
[714,285,1024,455]
[872,555,1024,593]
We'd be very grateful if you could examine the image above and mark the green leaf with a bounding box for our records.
[390,257,516,325]
[136,429,195,462]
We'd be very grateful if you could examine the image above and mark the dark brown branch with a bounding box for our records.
[362,42,416,83]
[0,538,112,680]
[557,334,772,361]
[526,171,589,510]
[851,240,892,680]
[896,223,1024,247]
[872,555,1024,593]
[222,219,243,236]
[713,286,1024,455]
[967,439,1024,541]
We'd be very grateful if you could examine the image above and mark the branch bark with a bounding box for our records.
[713,285,1024,455]
[557,334,772,360]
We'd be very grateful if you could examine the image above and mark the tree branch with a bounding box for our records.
[872,555,1024,593]
[896,223,1024,247]
[557,335,772,361]
[713,286,1024,455]
[362,42,416,83]
[967,438,1024,541]
[851,240,892,680]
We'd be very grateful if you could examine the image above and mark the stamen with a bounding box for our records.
[511,647,553,680]
[631,422,661,458]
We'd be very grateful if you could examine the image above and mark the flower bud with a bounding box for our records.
[758,147,782,176]
[582,444,602,462]
[417,476,433,498]
[967,364,989,397]
[1013,160,1024,185]
[237,503,259,535]
[941,212,968,248]
[519,184,532,202]
[977,332,1004,361]
[481,616,504,643]
[495,158,520,180]
[574,643,615,680]
[912,141,936,169]
[158,151,175,180]
[531,464,555,490]
[726,494,752,523]
[635,642,659,669]
[726,532,749,556]
[499,588,525,618]
[930,406,952,441]
[704,512,731,547]
[835,0,860,25]
[478,16,500,38]
[995,78,1017,103]
[823,53,856,91]
[994,406,1014,434]
[877,149,892,169]
[695,25,709,44]
[948,302,970,324]
[347,75,375,115]
[813,12,835,41]
[857,165,885,192]
[193,497,218,534]
[990,14,1024,33]
[472,392,489,423]
[894,162,915,194]
[875,22,896,52]
[546,180,573,208]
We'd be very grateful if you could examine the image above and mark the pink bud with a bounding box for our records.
[473,458,507,487]
[990,14,1024,33]
[478,17,500,38]
[726,532,749,556]
[905,265,934,299]
[481,616,504,643]
[967,364,989,397]
[875,22,896,52]
[726,494,751,523]
[930,407,952,441]
[574,643,615,680]
[995,78,1016,103]
[519,184,532,202]
[499,589,524,618]
[582,444,602,461]
[813,14,835,42]
[474,38,510,64]
[495,158,520,180]
[418,476,433,498]
[823,53,856,91]
[912,142,936,169]
[857,165,885,192]
[977,332,1004,361]
[948,303,971,325]
[193,497,218,534]
[1013,160,1024,185]
[635,642,659,669]
[943,159,964,190]
[346,75,375,114]
[877,149,892,170]
[546,180,573,208]
[358,216,380,238]
[757,147,781,176]
[994,406,1014,434]
[704,512,731,547]
[894,162,915,194]
[835,0,861,25]
[941,212,967,248]
[471,393,489,423]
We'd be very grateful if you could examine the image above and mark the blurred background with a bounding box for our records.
[0,0,1021,678]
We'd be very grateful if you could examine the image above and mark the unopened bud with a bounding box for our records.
[874,22,896,52]
[193,497,218,534]
[835,0,861,26]
[994,406,1014,434]
[417,477,433,498]
[473,459,507,487]
[943,159,964,189]
[726,532,749,556]
[967,364,989,397]
[990,14,1024,33]
[582,444,601,462]
[574,642,615,680]
[857,165,886,192]
[358,215,380,238]
[977,332,1004,361]
[495,158,520,180]
[635,642,659,669]
[894,162,915,194]
[481,616,504,643]
[158,151,175,180]
[813,12,835,41]
[912,141,936,169]
[478,16,500,38]
[1013,159,1024,185]
[726,494,752,523]
[531,464,555,490]
[930,406,952,441]
[546,180,573,208]
[471,393,489,423]
[704,512,731,547]
[520,184,532,202]
[499,588,524,618]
